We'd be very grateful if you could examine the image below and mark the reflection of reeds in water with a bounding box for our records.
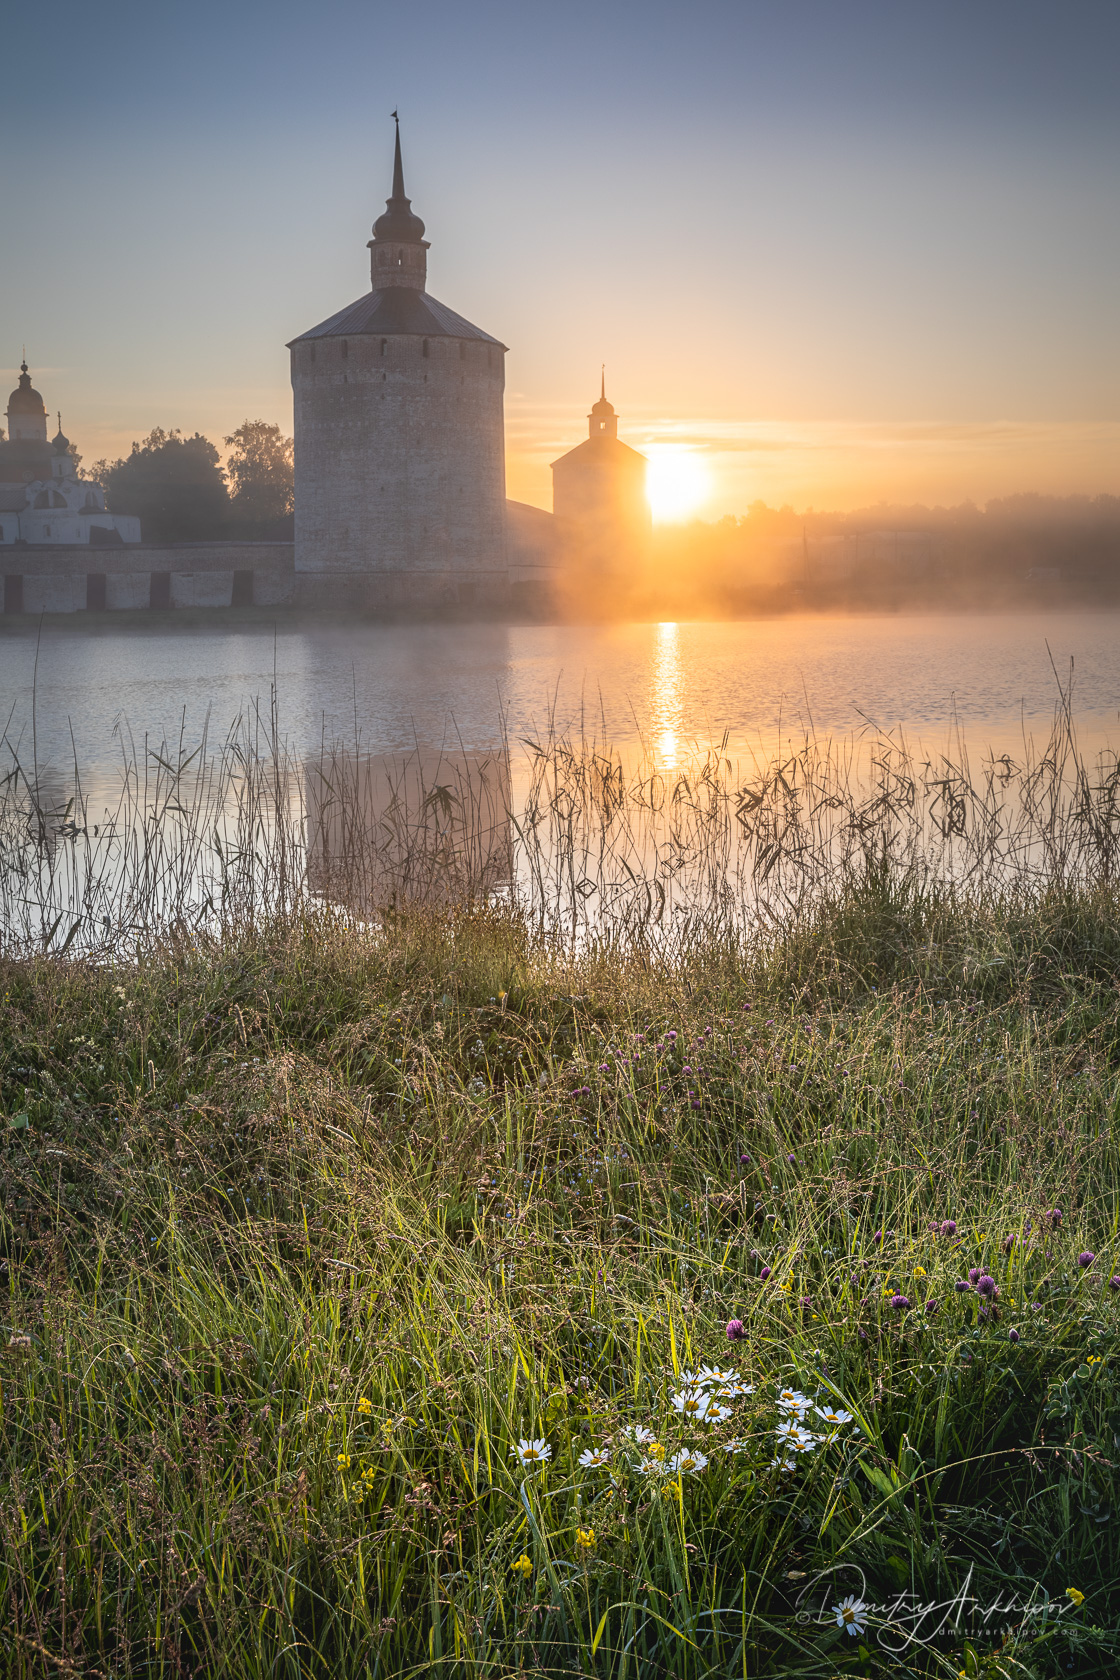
[3,676,1120,955]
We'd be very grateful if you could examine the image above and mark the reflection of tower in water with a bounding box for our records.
[651,622,682,771]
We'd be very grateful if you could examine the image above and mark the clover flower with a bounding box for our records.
[835,1595,868,1636]
[939,1220,957,1237]
[1110,1275,1120,1292]
[968,1268,981,1285]
[671,1448,709,1475]
[1079,1251,1095,1269]
[578,1448,610,1469]
[891,1294,911,1311]
[512,1553,533,1578]
[925,1297,940,1315]
[512,1438,551,1468]
[759,1266,772,1281]
[976,1275,998,1299]
[726,1318,746,1341]
[1008,1328,1020,1344]
[954,1280,971,1294]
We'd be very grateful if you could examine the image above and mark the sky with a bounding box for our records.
[2,0,1118,519]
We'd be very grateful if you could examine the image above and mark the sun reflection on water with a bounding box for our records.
[652,622,682,770]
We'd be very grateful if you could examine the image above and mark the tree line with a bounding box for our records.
[91,421,293,543]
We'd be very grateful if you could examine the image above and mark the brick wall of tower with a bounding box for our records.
[291,332,507,580]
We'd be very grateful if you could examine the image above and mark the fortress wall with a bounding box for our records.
[292,333,506,576]
[1,542,296,614]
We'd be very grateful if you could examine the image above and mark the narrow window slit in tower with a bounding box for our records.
[380,339,387,356]
[422,339,430,359]
[341,340,349,359]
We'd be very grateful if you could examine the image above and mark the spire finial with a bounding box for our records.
[601,364,605,402]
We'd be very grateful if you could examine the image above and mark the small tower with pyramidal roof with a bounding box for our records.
[551,373,650,603]
[287,117,508,607]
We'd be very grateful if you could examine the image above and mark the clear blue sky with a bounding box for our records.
[3,0,1117,512]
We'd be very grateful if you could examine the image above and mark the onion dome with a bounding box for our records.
[53,412,71,454]
[7,360,46,419]
[371,115,426,244]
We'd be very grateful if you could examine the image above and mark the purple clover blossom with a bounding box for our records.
[760,1267,772,1281]
[977,1276,998,1300]
[873,1230,883,1245]
[726,1318,746,1341]
[787,1153,796,1164]
[1048,1208,1063,1229]
[891,1294,911,1311]
[968,1268,982,1285]
[954,1280,972,1294]
[1008,1328,1021,1344]
[925,1298,940,1316]
[940,1220,958,1237]
[1109,1276,1120,1293]
[1079,1252,1095,1268]
[739,1152,751,1164]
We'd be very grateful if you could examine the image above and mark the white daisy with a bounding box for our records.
[813,1405,853,1428]
[776,1388,812,1416]
[704,1402,733,1424]
[718,1380,755,1399]
[697,1364,740,1387]
[670,1448,709,1474]
[721,1437,748,1454]
[671,1388,711,1420]
[622,1425,656,1446]
[511,1437,552,1468]
[768,1454,797,1473]
[775,1419,816,1453]
[577,1447,610,1469]
[834,1595,868,1636]
[636,1456,669,1476]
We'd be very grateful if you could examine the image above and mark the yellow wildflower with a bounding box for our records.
[350,1482,365,1501]
[357,1397,373,1415]
[337,1452,351,1470]
[647,1441,666,1461]
[914,1267,926,1278]
[512,1553,533,1578]
[1066,1587,1085,1607]
[576,1526,595,1551]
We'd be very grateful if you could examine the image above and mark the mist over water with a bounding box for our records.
[2,612,1119,789]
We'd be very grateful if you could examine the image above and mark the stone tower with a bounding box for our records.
[287,120,508,608]
[551,375,650,606]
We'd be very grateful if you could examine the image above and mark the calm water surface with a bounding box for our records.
[2,612,1119,781]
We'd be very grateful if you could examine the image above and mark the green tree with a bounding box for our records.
[93,429,230,543]
[224,419,294,537]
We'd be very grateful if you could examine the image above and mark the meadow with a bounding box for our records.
[3,705,1120,1677]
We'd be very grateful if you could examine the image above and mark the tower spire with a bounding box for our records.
[391,109,405,199]
[601,364,605,402]
[369,113,429,289]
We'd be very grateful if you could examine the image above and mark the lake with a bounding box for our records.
[2,611,1119,788]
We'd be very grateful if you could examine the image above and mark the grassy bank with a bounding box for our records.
[3,886,1120,1678]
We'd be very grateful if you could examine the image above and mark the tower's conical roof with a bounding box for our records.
[372,114,426,244]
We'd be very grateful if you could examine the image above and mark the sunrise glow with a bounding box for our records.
[644,448,712,523]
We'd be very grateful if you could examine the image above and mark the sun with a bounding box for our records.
[645,448,711,523]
